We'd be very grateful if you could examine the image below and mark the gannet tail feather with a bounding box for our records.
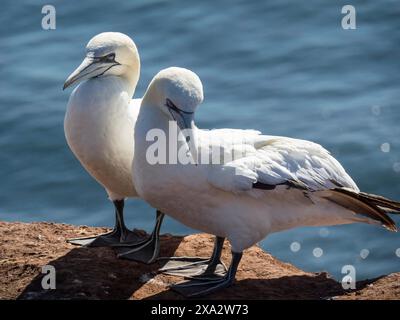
[317,188,398,232]
[357,191,400,213]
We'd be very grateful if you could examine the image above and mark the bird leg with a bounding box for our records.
[116,211,165,264]
[158,236,227,280]
[67,199,149,247]
[171,251,242,298]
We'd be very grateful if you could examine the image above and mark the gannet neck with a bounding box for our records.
[72,75,134,106]
[121,64,140,97]
[136,100,170,137]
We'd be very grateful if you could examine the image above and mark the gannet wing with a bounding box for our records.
[206,134,400,231]
[207,135,359,193]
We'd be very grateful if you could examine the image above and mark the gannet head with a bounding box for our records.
[143,67,203,164]
[143,67,203,133]
[63,32,140,90]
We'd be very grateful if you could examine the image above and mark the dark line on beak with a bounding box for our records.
[64,64,105,90]
[165,98,193,146]
[167,107,177,122]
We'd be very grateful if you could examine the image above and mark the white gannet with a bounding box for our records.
[63,32,164,263]
[132,67,400,296]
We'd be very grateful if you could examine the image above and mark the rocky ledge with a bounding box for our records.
[0,221,399,300]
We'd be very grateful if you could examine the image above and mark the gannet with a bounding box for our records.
[63,32,164,263]
[132,67,400,296]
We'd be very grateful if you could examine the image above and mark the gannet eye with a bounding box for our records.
[105,53,115,61]
[98,53,115,62]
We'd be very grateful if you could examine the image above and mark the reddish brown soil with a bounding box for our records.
[0,221,399,300]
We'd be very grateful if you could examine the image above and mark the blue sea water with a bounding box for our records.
[0,0,399,281]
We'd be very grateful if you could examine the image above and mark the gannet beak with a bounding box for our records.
[63,57,94,90]
[165,99,197,164]
[63,56,118,90]
[175,112,195,142]
[165,99,194,141]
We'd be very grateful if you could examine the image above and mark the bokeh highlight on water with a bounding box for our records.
[0,0,399,280]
